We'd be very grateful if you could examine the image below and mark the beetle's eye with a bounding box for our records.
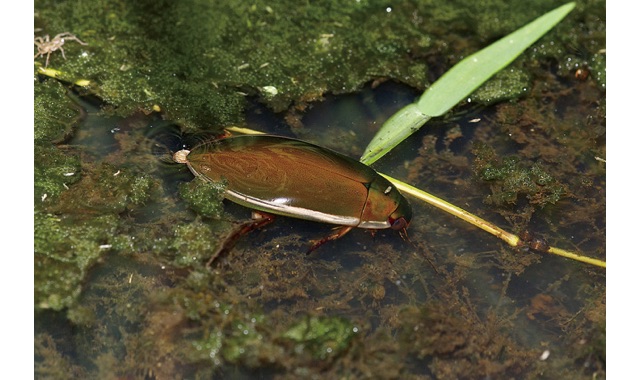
[390,217,407,230]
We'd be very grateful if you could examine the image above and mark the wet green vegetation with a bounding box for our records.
[35,0,605,378]
[472,142,565,208]
[178,178,227,220]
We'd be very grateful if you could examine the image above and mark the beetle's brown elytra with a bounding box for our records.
[175,134,412,251]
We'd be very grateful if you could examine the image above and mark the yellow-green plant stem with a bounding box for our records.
[379,173,521,246]
[37,66,92,87]
[380,173,606,269]
[547,247,606,268]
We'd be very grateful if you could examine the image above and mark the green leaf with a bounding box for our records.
[360,2,576,165]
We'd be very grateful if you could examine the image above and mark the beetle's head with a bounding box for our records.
[389,195,412,231]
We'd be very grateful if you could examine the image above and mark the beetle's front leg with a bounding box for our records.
[307,225,354,255]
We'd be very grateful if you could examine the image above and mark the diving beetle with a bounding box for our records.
[173,134,412,252]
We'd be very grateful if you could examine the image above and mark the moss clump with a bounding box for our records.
[53,163,157,214]
[34,79,81,143]
[34,156,159,312]
[34,145,82,202]
[178,177,226,219]
[218,313,273,365]
[282,316,357,360]
[472,142,564,208]
[471,68,531,105]
[170,221,228,268]
[34,212,120,310]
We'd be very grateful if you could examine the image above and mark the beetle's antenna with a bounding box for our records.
[188,130,232,149]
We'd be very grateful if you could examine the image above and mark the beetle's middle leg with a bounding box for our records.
[307,226,354,254]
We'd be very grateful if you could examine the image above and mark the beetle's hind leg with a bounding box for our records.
[307,226,354,255]
[207,211,275,267]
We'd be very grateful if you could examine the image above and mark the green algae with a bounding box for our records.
[34,145,82,202]
[282,316,356,361]
[54,163,157,214]
[170,221,229,268]
[34,79,82,143]
[470,67,531,105]
[34,212,120,310]
[590,51,606,89]
[472,142,565,208]
[178,177,226,219]
[34,0,601,132]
